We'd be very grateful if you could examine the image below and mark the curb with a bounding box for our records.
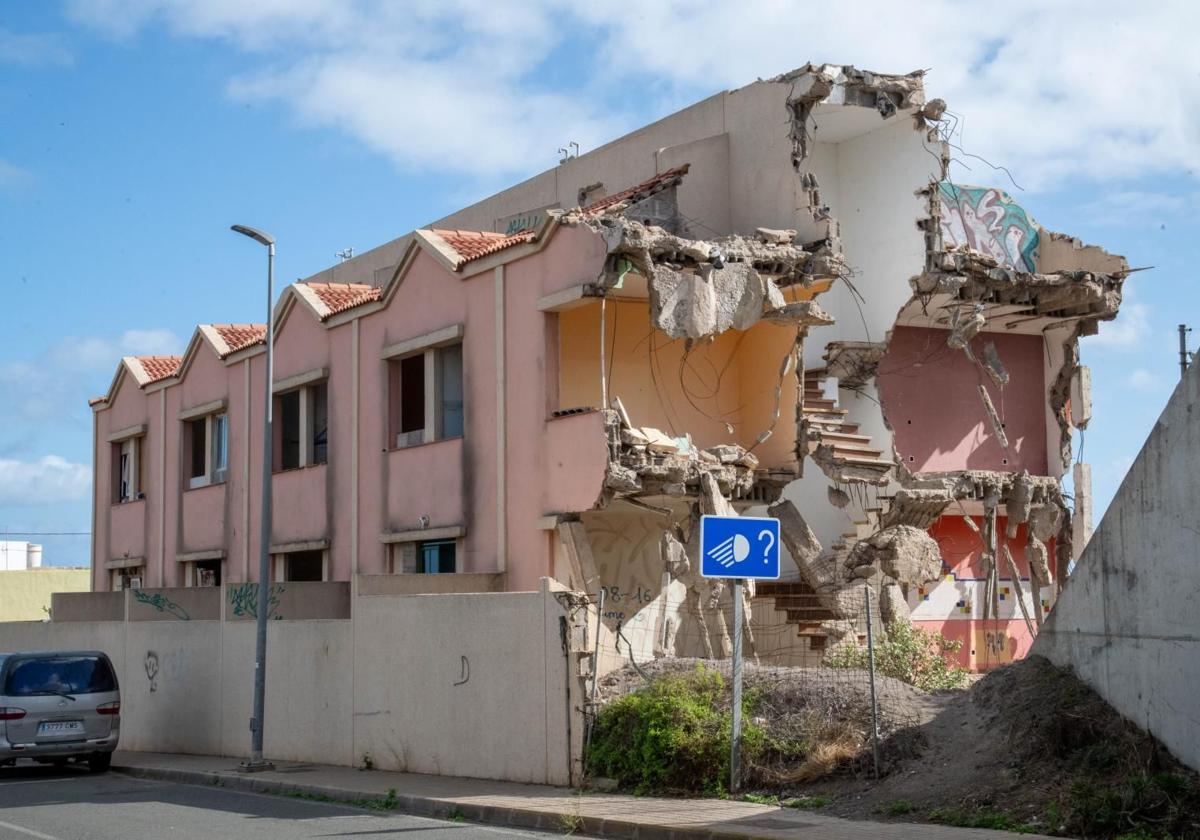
[111,763,725,840]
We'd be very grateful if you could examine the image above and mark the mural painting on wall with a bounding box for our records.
[132,589,190,620]
[938,182,1040,273]
[227,582,285,620]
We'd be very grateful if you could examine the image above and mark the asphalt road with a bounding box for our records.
[0,764,557,840]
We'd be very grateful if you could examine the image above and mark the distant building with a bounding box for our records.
[0,542,89,621]
[0,541,43,570]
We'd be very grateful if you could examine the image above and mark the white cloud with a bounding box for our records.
[1126,368,1167,392]
[1081,190,1199,227]
[1084,299,1149,349]
[0,456,91,505]
[47,328,183,373]
[64,0,1200,188]
[0,159,33,191]
[0,26,73,66]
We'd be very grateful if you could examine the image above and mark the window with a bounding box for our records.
[418,539,456,574]
[390,539,458,574]
[274,383,327,470]
[195,559,221,587]
[388,342,464,448]
[111,568,143,590]
[186,412,228,489]
[4,655,116,696]
[275,550,324,582]
[112,436,144,503]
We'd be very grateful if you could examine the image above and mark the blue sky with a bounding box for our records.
[1,1,1197,567]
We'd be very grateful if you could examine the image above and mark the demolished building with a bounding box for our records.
[90,63,1129,671]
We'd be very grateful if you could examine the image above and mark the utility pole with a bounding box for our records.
[1180,325,1192,379]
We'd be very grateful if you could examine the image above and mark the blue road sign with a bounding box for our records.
[699,515,780,580]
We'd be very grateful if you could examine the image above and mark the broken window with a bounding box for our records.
[185,412,228,489]
[274,382,328,470]
[389,342,464,448]
[111,568,143,591]
[112,435,144,503]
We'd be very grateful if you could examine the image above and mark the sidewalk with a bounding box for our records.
[111,751,1054,840]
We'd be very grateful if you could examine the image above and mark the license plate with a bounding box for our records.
[37,721,83,736]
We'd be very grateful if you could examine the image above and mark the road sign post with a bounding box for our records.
[699,515,780,794]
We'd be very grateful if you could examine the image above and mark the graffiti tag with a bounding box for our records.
[454,655,470,686]
[144,651,159,692]
[132,590,190,620]
[227,583,285,620]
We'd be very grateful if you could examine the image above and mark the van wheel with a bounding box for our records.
[87,753,111,774]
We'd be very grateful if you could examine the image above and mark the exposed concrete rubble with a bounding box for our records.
[602,410,793,506]
[776,64,926,167]
[847,526,942,587]
[560,214,843,341]
[822,341,886,389]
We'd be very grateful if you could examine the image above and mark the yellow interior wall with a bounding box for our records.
[0,569,90,621]
[558,299,798,469]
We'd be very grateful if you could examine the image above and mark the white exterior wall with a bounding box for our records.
[0,580,579,785]
[1033,360,1200,772]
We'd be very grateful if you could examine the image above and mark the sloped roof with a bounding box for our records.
[133,355,182,383]
[582,164,689,215]
[211,324,266,356]
[425,229,539,270]
[303,282,383,319]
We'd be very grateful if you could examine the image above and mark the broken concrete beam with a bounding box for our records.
[977,385,1010,449]
[640,427,679,453]
[766,499,835,592]
[981,341,1009,387]
[1001,544,1037,637]
[557,520,601,594]
[699,471,737,518]
[756,227,797,245]
[1005,470,1034,539]
[947,305,985,350]
[761,300,835,327]
[880,580,911,626]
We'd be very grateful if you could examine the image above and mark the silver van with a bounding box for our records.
[0,651,120,773]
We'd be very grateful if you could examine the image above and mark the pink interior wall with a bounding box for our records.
[877,326,1047,473]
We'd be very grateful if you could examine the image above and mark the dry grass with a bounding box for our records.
[774,723,864,784]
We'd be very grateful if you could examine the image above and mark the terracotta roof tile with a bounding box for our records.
[303,282,383,319]
[582,164,689,215]
[212,324,266,356]
[429,229,538,269]
[135,355,182,383]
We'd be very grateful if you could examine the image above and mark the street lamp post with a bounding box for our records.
[231,223,276,772]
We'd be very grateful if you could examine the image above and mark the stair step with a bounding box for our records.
[802,405,848,416]
[771,594,825,609]
[803,398,838,409]
[828,442,883,456]
[755,581,817,596]
[832,454,894,468]
[819,432,874,444]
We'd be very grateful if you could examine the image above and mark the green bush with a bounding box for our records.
[825,620,969,692]
[587,666,763,794]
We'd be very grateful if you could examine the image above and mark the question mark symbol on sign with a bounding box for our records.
[757,529,775,563]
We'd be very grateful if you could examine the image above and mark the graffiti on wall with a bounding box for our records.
[938,182,1040,273]
[132,590,190,620]
[144,651,159,692]
[227,583,285,620]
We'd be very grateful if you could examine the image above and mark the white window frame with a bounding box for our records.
[187,411,229,489]
[117,437,139,502]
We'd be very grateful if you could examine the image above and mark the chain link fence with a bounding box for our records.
[582,577,929,789]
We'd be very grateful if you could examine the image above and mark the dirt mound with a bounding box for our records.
[804,656,1200,838]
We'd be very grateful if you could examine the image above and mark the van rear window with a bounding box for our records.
[4,656,117,696]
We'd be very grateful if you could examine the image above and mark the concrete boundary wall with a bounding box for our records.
[0,579,583,785]
[1033,362,1200,771]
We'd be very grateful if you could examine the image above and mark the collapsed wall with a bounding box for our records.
[546,61,1129,668]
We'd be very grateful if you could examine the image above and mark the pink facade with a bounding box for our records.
[91,223,612,592]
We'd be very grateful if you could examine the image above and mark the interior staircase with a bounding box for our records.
[802,368,894,484]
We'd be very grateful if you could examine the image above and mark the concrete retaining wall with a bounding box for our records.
[1033,361,1200,771]
[0,579,581,785]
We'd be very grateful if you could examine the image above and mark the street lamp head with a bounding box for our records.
[230,224,275,247]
